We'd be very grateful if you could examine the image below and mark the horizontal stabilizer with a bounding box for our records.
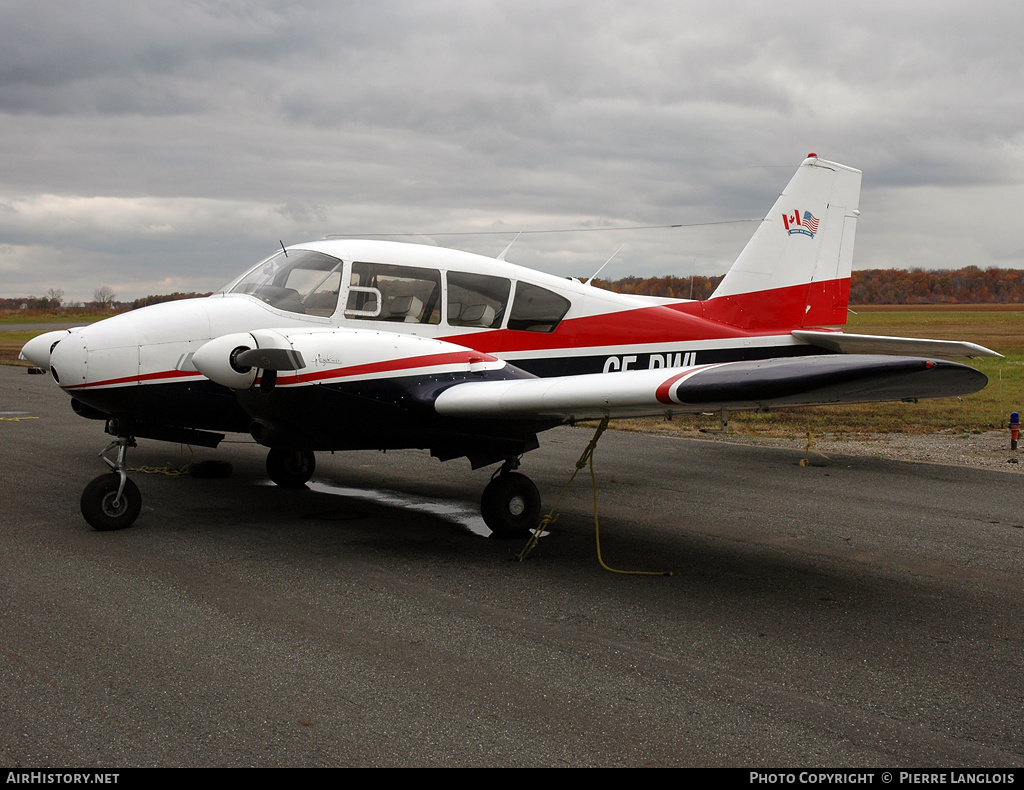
[433,355,988,422]
[793,330,1001,359]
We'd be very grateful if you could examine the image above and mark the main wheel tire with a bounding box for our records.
[80,473,142,531]
[481,472,541,537]
[266,448,315,488]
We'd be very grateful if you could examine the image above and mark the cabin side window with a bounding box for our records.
[507,282,571,333]
[228,250,343,317]
[446,272,510,328]
[345,262,442,324]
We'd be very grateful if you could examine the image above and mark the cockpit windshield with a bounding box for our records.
[225,250,343,317]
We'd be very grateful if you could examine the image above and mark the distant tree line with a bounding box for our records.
[847,267,1024,304]
[595,266,1024,304]
[592,274,724,300]
[0,291,211,312]
[128,292,212,309]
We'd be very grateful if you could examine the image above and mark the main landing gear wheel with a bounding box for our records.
[81,473,142,531]
[266,448,316,488]
[481,472,541,538]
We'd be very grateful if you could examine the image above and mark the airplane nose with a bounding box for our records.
[44,312,143,390]
[48,331,89,387]
[20,330,72,371]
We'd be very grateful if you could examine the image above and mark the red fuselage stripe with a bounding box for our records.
[67,350,498,390]
[63,368,200,390]
[442,278,850,353]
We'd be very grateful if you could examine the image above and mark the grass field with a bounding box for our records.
[0,309,110,366]
[0,311,115,325]
[2,305,1020,435]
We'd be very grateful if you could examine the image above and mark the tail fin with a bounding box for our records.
[702,154,862,331]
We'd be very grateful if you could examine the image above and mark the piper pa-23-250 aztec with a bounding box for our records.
[22,154,999,534]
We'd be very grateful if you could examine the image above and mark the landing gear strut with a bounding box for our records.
[266,448,316,488]
[480,459,541,537]
[81,436,141,531]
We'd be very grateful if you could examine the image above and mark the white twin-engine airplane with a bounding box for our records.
[22,154,998,534]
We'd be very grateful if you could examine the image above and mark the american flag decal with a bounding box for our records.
[782,208,818,238]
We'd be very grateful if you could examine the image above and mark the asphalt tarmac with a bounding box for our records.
[1,364,1022,767]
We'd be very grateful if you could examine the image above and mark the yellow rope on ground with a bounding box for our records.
[518,417,672,577]
[128,444,195,476]
[0,416,38,422]
[800,431,829,467]
[129,464,191,476]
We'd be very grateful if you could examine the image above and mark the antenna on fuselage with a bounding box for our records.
[584,245,624,286]
[496,231,523,262]
[279,240,288,258]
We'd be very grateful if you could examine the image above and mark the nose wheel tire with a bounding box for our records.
[481,472,541,537]
[266,448,316,488]
[81,473,142,531]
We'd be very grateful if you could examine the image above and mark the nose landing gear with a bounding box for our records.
[81,437,142,531]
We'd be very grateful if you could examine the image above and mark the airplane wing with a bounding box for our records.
[792,330,1001,359]
[433,355,988,421]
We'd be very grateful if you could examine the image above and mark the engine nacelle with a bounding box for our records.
[192,332,259,389]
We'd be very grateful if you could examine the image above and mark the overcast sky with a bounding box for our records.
[2,0,1023,303]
